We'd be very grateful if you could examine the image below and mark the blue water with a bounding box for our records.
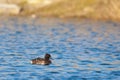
[0,17,120,80]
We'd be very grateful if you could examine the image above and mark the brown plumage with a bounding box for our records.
[31,54,52,65]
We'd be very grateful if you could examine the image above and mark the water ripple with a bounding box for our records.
[0,17,120,80]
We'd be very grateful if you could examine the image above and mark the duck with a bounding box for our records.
[31,54,52,65]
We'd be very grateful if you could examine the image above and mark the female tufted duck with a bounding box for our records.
[31,54,52,65]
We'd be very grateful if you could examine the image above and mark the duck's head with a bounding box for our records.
[45,53,51,60]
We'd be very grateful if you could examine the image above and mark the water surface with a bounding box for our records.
[0,17,120,80]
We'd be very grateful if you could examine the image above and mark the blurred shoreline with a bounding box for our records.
[0,0,120,22]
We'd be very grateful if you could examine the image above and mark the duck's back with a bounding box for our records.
[31,54,52,65]
[31,57,51,65]
[31,58,44,64]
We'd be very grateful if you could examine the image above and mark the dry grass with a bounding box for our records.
[33,0,97,17]
[20,0,120,21]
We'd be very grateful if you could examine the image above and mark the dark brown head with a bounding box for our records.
[45,53,51,60]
